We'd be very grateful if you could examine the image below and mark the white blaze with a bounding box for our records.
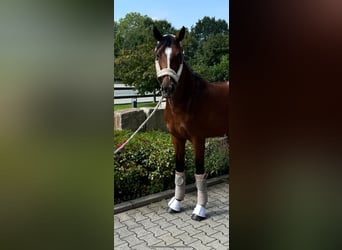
[165,47,172,69]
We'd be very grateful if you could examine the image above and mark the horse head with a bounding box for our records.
[153,26,185,98]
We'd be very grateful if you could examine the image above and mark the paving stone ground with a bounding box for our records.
[114,180,229,249]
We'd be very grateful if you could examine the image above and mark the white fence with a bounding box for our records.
[114,84,162,105]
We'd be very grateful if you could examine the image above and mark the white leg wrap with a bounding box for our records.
[174,171,185,201]
[195,173,208,206]
[192,204,206,218]
[168,171,185,213]
[168,197,181,212]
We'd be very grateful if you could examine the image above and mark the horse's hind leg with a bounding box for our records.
[191,138,208,221]
[168,136,186,213]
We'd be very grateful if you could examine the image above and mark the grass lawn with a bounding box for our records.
[114,102,158,111]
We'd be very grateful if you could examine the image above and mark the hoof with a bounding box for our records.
[167,207,181,213]
[191,214,206,221]
[168,197,181,213]
[192,204,206,220]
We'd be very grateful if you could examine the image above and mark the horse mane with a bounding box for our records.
[183,61,208,86]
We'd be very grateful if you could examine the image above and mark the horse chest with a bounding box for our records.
[164,108,192,139]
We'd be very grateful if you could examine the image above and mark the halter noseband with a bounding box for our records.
[155,59,183,82]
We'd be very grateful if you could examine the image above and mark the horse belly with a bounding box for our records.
[195,98,229,137]
[194,114,228,138]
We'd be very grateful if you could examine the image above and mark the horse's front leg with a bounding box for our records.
[191,137,208,221]
[167,135,186,213]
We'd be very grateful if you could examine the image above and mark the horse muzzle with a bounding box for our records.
[161,78,175,98]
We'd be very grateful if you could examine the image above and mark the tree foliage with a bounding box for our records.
[114,13,229,94]
[191,16,229,41]
[114,13,157,93]
[114,12,154,55]
[115,43,159,94]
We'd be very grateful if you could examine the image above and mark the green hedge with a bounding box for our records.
[114,130,229,204]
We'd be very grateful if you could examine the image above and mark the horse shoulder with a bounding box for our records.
[164,104,192,139]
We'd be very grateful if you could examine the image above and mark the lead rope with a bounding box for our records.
[114,97,164,154]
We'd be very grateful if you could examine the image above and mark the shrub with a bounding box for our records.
[114,130,229,204]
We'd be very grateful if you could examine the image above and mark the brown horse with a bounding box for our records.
[153,26,229,221]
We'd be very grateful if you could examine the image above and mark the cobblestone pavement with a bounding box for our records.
[114,181,229,249]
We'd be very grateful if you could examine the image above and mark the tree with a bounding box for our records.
[191,16,228,41]
[153,20,175,35]
[114,13,229,94]
[114,12,154,55]
[194,33,229,66]
[189,17,229,81]
[114,21,120,58]
[206,55,229,82]
[181,27,197,63]
[115,43,159,94]
[114,13,175,94]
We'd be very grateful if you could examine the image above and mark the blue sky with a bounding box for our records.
[114,0,229,29]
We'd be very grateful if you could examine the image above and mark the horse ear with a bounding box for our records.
[176,26,186,42]
[153,25,163,41]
